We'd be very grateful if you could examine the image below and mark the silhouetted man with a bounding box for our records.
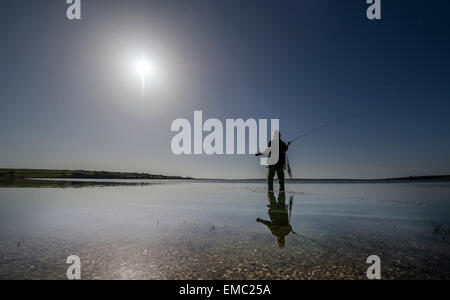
[257,191,293,248]
[256,131,290,192]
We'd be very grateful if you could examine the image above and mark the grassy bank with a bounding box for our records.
[0,168,193,188]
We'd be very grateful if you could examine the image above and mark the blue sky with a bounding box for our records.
[0,0,449,179]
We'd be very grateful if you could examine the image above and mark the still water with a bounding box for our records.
[0,181,449,279]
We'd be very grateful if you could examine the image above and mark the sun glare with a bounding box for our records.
[135,59,152,78]
[134,56,157,93]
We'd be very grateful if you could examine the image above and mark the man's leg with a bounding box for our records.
[267,191,276,207]
[268,167,275,191]
[277,168,285,192]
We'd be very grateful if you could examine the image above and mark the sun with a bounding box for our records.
[134,56,156,92]
[135,58,152,78]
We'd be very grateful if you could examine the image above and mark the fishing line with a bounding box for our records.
[285,114,360,179]
[288,114,358,144]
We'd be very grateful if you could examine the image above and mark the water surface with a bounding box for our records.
[0,180,449,279]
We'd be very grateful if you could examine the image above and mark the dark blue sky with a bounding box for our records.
[0,0,449,178]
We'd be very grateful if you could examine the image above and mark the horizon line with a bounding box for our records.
[1,168,449,182]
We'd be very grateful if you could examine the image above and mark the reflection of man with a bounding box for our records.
[257,192,293,248]
[255,131,290,192]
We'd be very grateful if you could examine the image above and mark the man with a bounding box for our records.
[256,131,290,192]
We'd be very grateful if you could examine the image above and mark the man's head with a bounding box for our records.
[277,236,286,249]
[272,130,281,140]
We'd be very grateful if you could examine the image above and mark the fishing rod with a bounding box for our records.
[288,115,356,144]
[285,114,359,179]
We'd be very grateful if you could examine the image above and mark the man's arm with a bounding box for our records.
[255,147,271,156]
[256,218,272,226]
[255,141,272,156]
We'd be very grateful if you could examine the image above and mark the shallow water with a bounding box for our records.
[0,181,449,279]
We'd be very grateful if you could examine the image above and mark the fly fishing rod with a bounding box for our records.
[288,115,356,145]
[285,114,360,179]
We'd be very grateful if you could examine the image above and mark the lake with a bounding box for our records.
[0,180,449,279]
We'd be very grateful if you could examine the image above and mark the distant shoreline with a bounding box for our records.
[0,168,193,188]
[214,175,450,182]
[0,168,193,180]
[1,168,449,185]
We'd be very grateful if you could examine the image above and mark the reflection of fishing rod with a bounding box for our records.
[286,114,359,179]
